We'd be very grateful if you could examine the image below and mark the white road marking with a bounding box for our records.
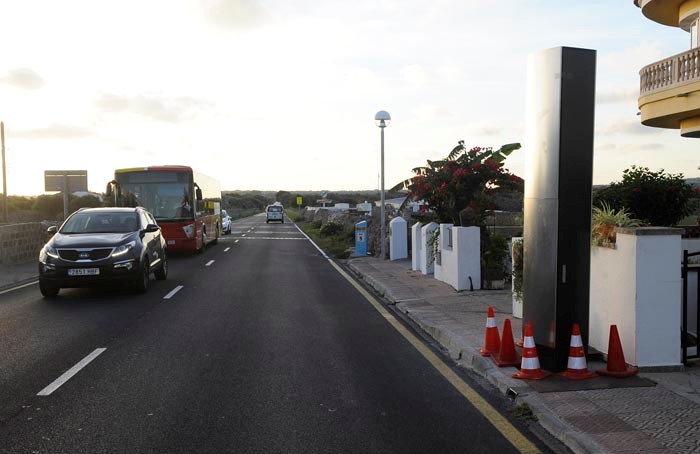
[235,240,240,243]
[37,348,107,396]
[293,224,328,259]
[224,247,231,252]
[237,237,306,240]
[0,280,38,295]
[242,234,246,237]
[163,285,184,300]
[205,260,215,267]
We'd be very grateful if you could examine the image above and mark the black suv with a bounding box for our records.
[38,207,168,297]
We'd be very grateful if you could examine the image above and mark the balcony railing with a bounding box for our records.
[640,48,700,96]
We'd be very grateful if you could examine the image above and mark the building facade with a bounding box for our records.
[636,0,700,137]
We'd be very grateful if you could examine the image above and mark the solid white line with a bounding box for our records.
[205,260,215,267]
[163,285,184,300]
[237,237,306,240]
[224,247,231,252]
[293,223,329,259]
[37,348,107,396]
[0,280,38,295]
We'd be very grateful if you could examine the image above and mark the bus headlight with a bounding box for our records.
[182,223,195,239]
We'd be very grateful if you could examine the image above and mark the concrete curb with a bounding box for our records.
[346,260,606,454]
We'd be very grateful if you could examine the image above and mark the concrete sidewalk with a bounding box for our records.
[0,260,38,292]
[346,256,700,454]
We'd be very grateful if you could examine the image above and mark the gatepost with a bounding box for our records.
[355,221,367,256]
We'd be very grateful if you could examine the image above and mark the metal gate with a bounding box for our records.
[681,250,700,364]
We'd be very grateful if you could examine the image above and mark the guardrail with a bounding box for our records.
[640,48,700,96]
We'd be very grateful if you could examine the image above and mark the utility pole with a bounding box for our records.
[1,122,7,223]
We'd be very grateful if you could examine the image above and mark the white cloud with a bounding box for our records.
[0,68,44,90]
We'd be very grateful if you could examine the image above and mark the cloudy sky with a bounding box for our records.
[0,0,696,195]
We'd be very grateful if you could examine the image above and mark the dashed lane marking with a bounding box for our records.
[163,285,184,300]
[235,240,240,243]
[205,260,215,267]
[224,247,231,252]
[37,348,107,396]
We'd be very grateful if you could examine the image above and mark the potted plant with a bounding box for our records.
[482,234,509,289]
[591,202,642,246]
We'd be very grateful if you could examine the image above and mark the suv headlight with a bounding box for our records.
[182,223,195,239]
[112,241,136,258]
[40,246,59,262]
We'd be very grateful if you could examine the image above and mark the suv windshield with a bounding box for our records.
[60,212,140,234]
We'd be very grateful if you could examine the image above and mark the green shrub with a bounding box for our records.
[320,221,344,237]
[593,166,694,226]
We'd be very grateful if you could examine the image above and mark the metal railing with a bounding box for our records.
[681,250,700,365]
[640,48,700,97]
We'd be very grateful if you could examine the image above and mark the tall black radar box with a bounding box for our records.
[523,47,596,372]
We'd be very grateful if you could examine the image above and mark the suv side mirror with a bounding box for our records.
[47,225,58,235]
[143,223,160,233]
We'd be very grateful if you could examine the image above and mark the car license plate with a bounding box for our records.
[167,240,175,245]
[68,268,100,276]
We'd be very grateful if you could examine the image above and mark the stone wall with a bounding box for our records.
[0,222,55,264]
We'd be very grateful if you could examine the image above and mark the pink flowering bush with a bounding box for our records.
[393,141,523,226]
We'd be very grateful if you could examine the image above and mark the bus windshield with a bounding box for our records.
[116,171,194,221]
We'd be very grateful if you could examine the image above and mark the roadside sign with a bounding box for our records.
[44,170,88,192]
[296,196,302,206]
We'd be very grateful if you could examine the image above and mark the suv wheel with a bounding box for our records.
[154,252,168,281]
[134,259,150,293]
[39,280,59,298]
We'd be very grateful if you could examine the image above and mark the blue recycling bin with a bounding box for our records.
[355,221,368,256]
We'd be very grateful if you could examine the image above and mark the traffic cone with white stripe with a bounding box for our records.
[512,323,551,380]
[479,307,500,357]
[559,323,597,380]
[492,318,520,367]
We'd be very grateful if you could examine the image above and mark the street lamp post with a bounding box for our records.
[375,111,391,259]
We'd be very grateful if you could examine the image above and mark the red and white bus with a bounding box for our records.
[107,166,222,252]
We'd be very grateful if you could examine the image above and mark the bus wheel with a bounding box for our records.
[199,231,206,254]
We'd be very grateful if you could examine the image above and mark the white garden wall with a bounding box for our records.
[433,224,480,291]
[589,227,683,368]
[411,222,422,271]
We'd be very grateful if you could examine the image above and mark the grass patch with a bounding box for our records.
[285,208,304,223]
[300,223,354,259]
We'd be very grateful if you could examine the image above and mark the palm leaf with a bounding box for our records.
[447,140,466,160]
[490,143,521,163]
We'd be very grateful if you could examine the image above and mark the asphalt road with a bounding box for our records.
[0,214,553,453]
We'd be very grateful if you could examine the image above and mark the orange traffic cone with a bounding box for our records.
[597,325,639,378]
[492,318,520,367]
[559,323,597,380]
[513,323,551,380]
[479,307,500,357]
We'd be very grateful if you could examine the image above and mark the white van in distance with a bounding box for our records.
[266,204,284,223]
